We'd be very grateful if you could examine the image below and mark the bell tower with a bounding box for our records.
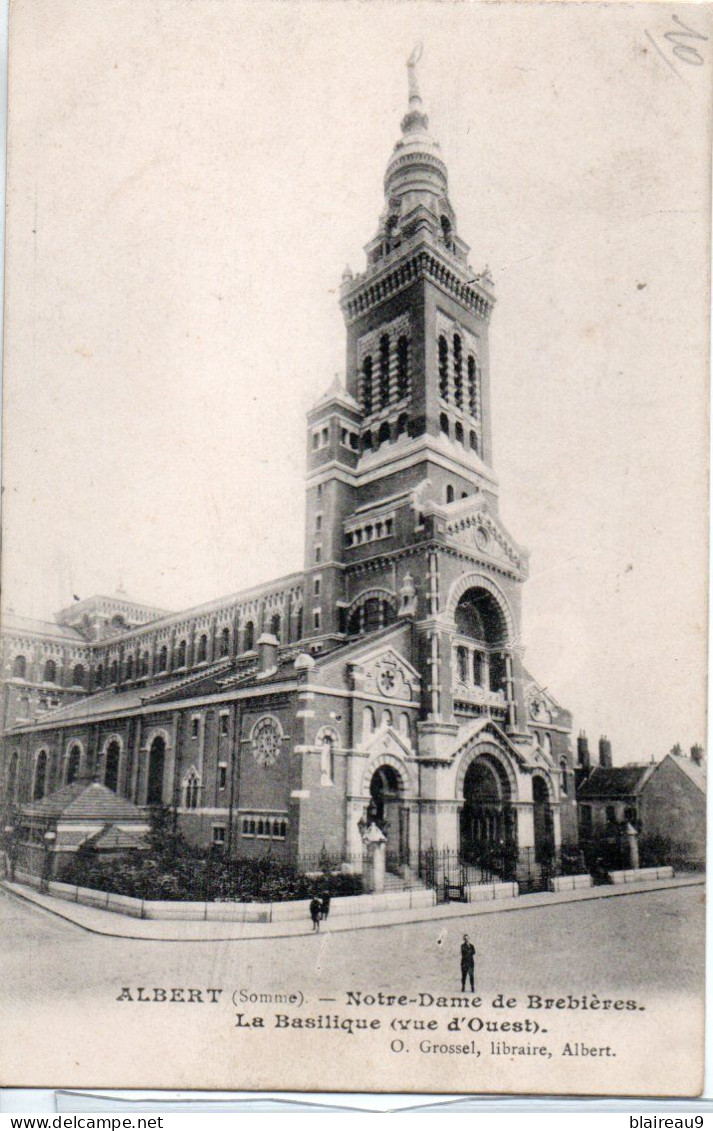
[339,46,498,511]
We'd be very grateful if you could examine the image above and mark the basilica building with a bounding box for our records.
[0,56,577,878]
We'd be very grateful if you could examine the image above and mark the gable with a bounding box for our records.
[445,497,528,576]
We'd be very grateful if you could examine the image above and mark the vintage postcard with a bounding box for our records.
[0,0,709,1096]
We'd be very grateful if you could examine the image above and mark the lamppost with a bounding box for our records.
[3,825,16,881]
[41,829,56,892]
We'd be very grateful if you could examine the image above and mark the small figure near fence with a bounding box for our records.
[309,895,322,932]
[460,933,476,992]
[321,892,331,922]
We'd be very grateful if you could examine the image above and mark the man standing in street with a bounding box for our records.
[460,933,476,992]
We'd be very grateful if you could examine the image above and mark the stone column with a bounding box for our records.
[625,823,639,870]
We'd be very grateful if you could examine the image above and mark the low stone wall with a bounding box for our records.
[548,874,593,893]
[13,869,436,922]
[608,866,674,885]
[464,881,518,902]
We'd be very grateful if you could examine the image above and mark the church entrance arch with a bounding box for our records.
[146,735,166,806]
[367,764,409,868]
[459,754,515,873]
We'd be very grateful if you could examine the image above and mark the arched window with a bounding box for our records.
[157,646,168,672]
[184,771,200,810]
[257,818,265,836]
[109,660,118,683]
[399,713,411,740]
[270,613,281,641]
[104,740,120,793]
[446,484,455,504]
[140,652,149,677]
[146,734,166,806]
[438,335,449,400]
[320,735,335,785]
[453,334,463,409]
[72,664,85,687]
[440,412,449,436]
[469,430,478,452]
[361,356,373,416]
[125,655,134,681]
[197,634,208,663]
[176,640,187,668]
[454,421,464,444]
[560,758,568,795]
[441,214,452,246]
[395,413,408,439]
[220,626,230,657]
[361,430,373,452]
[378,420,390,446]
[66,743,81,784]
[95,664,104,688]
[362,706,376,740]
[243,621,254,652]
[12,655,27,679]
[295,608,303,640]
[43,659,57,683]
[33,750,47,801]
[468,355,479,418]
[379,334,390,408]
[397,336,409,399]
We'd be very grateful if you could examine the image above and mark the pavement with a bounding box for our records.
[1,871,704,942]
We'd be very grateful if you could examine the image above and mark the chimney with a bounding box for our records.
[691,744,704,766]
[577,731,591,770]
[599,735,612,768]
[256,633,279,677]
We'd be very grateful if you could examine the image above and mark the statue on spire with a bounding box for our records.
[407,42,424,108]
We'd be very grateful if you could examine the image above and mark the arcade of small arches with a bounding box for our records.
[361,706,412,745]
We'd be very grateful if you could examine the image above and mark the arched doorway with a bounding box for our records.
[104,740,121,793]
[532,775,554,864]
[460,755,515,873]
[368,765,408,868]
[146,736,166,806]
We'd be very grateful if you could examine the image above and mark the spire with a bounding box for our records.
[402,43,429,135]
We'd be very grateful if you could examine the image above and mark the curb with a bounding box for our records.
[1,874,704,944]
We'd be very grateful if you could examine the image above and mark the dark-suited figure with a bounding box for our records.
[460,934,476,992]
[321,892,331,921]
[310,896,322,932]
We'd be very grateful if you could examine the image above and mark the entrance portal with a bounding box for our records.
[460,755,515,873]
[146,736,166,806]
[532,775,553,864]
[368,765,408,867]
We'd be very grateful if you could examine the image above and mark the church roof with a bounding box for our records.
[312,375,360,413]
[2,611,85,643]
[20,780,146,822]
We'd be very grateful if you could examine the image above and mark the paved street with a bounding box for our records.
[1,883,703,1004]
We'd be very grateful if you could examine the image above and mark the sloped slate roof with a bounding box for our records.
[577,765,653,800]
[664,754,706,792]
[82,824,148,850]
[20,780,146,822]
[2,611,86,643]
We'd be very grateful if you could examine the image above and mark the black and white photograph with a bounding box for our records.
[0,0,709,1096]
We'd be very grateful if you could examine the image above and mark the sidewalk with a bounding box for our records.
[2,873,704,942]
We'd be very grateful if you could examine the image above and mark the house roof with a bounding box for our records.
[577,765,654,800]
[661,754,706,792]
[20,780,146,822]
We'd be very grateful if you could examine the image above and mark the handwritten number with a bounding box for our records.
[647,14,708,76]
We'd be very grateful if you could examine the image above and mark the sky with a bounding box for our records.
[2,0,710,762]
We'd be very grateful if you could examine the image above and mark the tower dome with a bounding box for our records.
[384,44,448,204]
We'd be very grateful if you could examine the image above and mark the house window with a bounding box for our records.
[313,577,321,597]
[605,805,616,824]
[446,484,455,504]
[191,717,200,739]
[220,714,229,737]
[313,609,321,631]
[314,545,322,564]
[212,826,226,846]
[315,514,322,534]
[218,764,228,790]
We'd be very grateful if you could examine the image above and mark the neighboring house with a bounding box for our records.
[576,750,706,868]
